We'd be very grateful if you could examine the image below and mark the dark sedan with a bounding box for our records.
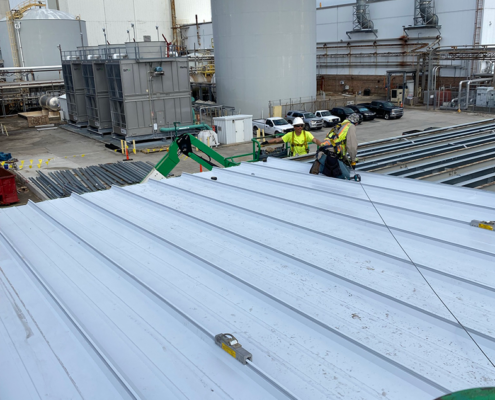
[347,105,376,121]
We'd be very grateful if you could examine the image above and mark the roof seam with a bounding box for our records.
[113,185,470,334]
[252,161,495,210]
[89,188,455,393]
[0,219,139,399]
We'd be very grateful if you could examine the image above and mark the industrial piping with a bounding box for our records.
[457,78,492,112]
[356,0,374,30]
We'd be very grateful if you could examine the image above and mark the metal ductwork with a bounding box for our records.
[416,0,439,26]
[356,0,374,30]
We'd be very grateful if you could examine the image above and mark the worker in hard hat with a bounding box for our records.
[311,113,359,179]
[261,117,322,157]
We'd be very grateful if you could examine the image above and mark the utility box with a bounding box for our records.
[487,90,495,108]
[213,115,253,145]
[391,89,404,103]
[476,87,494,107]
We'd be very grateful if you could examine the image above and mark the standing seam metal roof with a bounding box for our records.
[0,158,494,399]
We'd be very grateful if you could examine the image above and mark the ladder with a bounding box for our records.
[471,0,484,75]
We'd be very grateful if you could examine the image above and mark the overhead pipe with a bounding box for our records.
[317,36,440,46]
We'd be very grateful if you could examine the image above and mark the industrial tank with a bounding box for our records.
[211,0,316,118]
[0,8,87,81]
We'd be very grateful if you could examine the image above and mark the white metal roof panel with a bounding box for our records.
[1,158,494,399]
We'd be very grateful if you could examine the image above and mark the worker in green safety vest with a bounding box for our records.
[311,113,360,179]
[261,117,322,156]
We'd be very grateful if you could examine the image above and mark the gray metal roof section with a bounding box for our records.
[1,158,494,399]
[356,119,495,192]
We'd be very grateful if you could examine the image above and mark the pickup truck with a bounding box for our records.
[252,117,293,135]
[358,100,403,120]
[315,110,340,127]
[286,111,324,130]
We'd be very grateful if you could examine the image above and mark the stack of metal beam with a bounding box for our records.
[29,161,154,199]
[356,119,495,191]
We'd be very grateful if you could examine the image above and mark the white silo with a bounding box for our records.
[0,8,87,81]
[211,0,316,118]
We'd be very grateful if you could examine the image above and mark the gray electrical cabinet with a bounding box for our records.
[106,42,193,141]
[476,87,494,108]
[62,50,88,127]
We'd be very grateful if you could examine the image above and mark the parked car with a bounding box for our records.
[315,110,341,127]
[330,107,363,124]
[358,100,403,120]
[252,117,293,135]
[346,105,376,121]
[286,111,324,130]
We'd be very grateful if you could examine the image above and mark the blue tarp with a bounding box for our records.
[0,152,12,161]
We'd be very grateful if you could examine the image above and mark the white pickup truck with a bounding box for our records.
[315,110,341,127]
[252,117,293,135]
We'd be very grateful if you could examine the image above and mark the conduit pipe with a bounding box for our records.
[458,78,491,112]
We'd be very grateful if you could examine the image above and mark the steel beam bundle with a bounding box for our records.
[356,120,495,191]
[29,161,154,199]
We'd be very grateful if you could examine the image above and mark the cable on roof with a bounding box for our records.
[357,180,495,370]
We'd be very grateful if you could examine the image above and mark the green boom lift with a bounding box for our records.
[142,133,242,182]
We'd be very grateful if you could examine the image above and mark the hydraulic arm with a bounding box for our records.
[142,133,239,182]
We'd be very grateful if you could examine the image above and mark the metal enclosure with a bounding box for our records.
[0,8,87,82]
[105,42,193,140]
[476,87,494,107]
[213,115,253,144]
[211,0,316,118]
[81,46,112,134]
[62,52,88,126]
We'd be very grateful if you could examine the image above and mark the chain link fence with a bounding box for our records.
[268,96,368,118]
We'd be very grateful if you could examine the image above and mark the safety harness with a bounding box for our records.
[289,131,309,156]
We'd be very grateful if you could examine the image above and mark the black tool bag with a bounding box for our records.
[321,147,342,178]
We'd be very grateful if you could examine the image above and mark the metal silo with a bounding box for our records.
[0,8,87,81]
[211,0,316,118]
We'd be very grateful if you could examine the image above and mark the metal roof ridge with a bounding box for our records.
[258,159,495,209]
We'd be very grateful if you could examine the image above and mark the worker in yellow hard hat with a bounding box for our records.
[261,117,322,157]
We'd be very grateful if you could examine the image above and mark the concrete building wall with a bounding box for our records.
[58,0,172,46]
[180,22,214,52]
[0,0,9,21]
[316,0,479,77]
[175,0,212,25]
